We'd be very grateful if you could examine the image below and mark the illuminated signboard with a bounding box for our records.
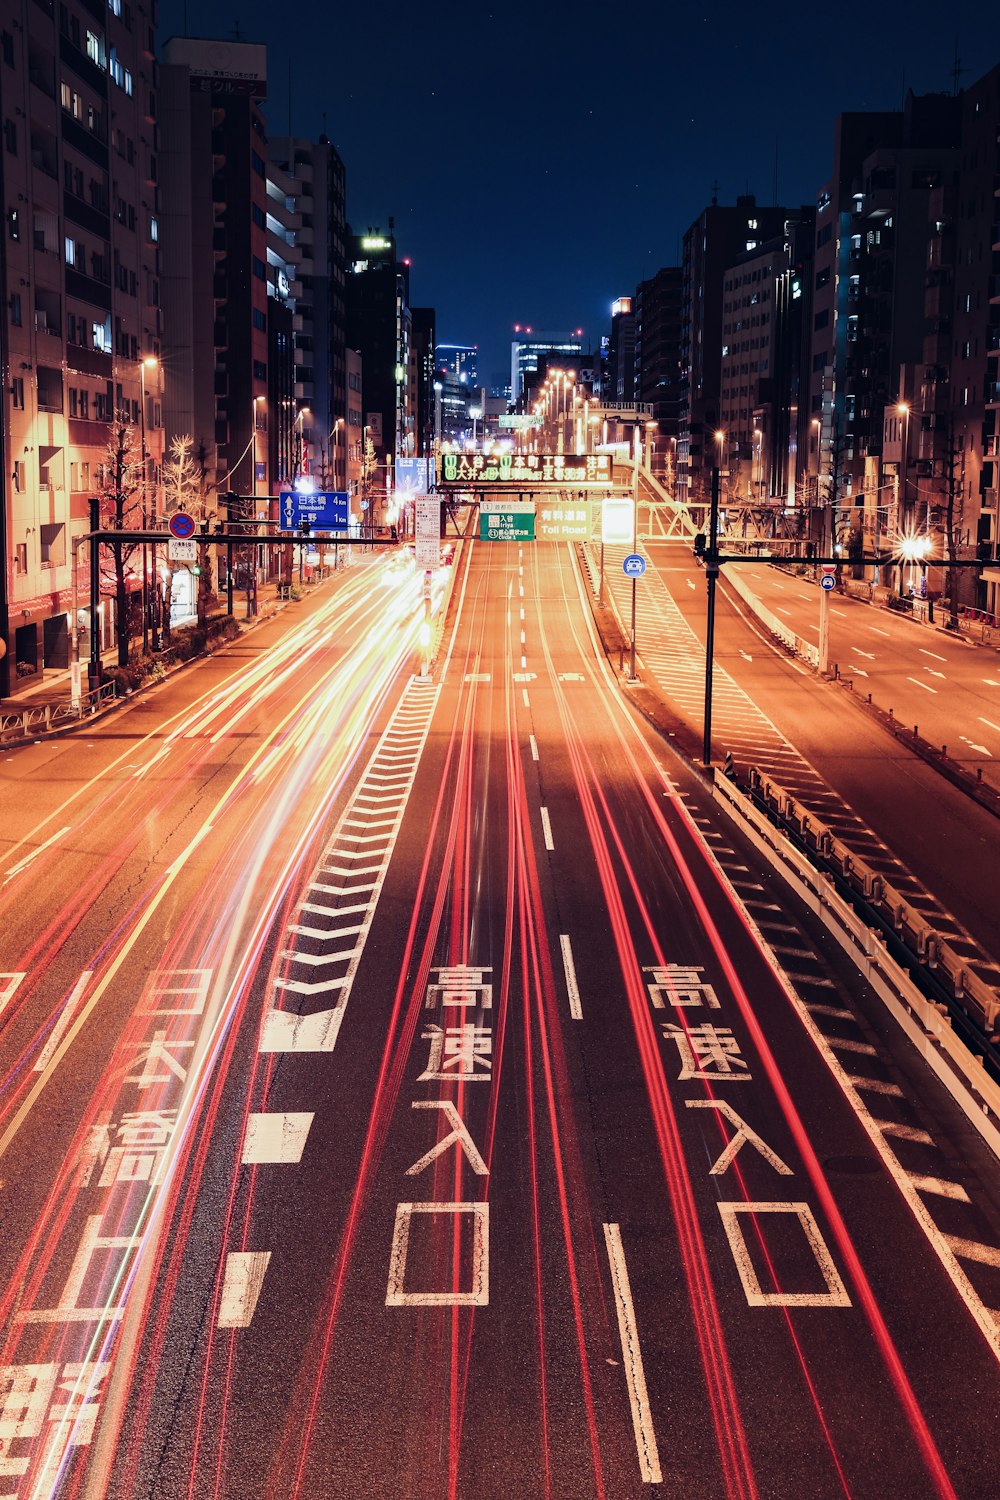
[440,452,613,486]
[480,502,535,542]
[498,414,540,430]
[536,500,592,541]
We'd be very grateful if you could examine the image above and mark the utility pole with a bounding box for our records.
[702,465,721,766]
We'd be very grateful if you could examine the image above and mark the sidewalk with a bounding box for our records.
[0,571,325,728]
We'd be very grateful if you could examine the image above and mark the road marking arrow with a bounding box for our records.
[923,668,946,679]
[739,650,753,662]
[848,666,869,678]
[959,737,991,756]
[852,648,876,659]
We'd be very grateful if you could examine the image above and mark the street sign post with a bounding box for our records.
[623,553,646,577]
[414,497,441,569]
[168,537,197,563]
[278,490,349,531]
[818,565,837,672]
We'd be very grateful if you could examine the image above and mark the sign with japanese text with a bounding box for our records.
[535,500,592,540]
[479,502,535,542]
[278,490,349,531]
[440,452,613,487]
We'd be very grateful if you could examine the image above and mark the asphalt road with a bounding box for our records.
[0,538,995,1495]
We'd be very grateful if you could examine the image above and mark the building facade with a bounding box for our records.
[346,222,411,479]
[1,0,162,689]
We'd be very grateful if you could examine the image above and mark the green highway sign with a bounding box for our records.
[480,505,535,541]
[441,452,613,486]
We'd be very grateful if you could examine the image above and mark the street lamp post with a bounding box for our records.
[469,404,482,448]
[139,355,158,652]
[628,427,640,681]
[702,433,725,766]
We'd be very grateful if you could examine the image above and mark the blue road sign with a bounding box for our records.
[279,490,349,531]
[820,573,836,591]
[168,511,196,539]
[623,553,646,577]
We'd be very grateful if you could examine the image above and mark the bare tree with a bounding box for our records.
[98,415,143,666]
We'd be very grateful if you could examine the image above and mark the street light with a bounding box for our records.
[468,404,482,447]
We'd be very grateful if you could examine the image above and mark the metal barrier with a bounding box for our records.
[713,766,1000,1158]
[0,679,117,743]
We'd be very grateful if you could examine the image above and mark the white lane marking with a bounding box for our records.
[979,718,1000,734]
[603,1224,662,1484]
[520,606,525,621]
[218,1251,271,1327]
[826,1037,878,1056]
[242,1112,314,1164]
[853,648,876,659]
[867,626,891,636]
[919,648,948,662]
[907,676,937,693]
[519,584,524,598]
[558,672,585,681]
[260,1004,347,1051]
[877,1120,934,1145]
[909,1174,971,1203]
[540,807,554,851]
[521,654,527,669]
[984,679,1000,687]
[832,608,848,617]
[522,689,530,707]
[464,672,491,682]
[848,668,870,678]
[3,825,70,884]
[804,1002,854,1022]
[33,972,93,1072]
[946,1236,1000,1269]
[529,735,539,761]
[520,631,526,645]
[846,1075,903,1097]
[560,935,582,1021]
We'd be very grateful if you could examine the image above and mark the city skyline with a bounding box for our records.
[159,0,992,373]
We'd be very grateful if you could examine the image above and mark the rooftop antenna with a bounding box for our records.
[231,17,242,41]
[711,177,719,207]
[772,135,779,205]
[951,40,964,95]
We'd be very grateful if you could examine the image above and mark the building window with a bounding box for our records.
[11,376,24,409]
[253,359,267,379]
[3,118,16,155]
[814,309,829,331]
[14,542,27,574]
[61,83,83,119]
[252,307,266,330]
[40,522,66,569]
[251,150,265,177]
[9,292,21,326]
[252,256,266,280]
[252,203,265,229]
[92,315,112,353]
[1,31,13,67]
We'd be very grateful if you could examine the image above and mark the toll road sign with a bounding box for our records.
[820,571,836,591]
[168,511,196,540]
[623,553,646,577]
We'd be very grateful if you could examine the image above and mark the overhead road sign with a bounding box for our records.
[279,490,349,531]
[623,553,646,577]
[481,502,535,542]
[536,500,592,540]
[440,452,613,487]
[167,511,196,539]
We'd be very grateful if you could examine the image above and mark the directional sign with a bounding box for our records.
[168,537,197,563]
[602,498,634,545]
[820,573,836,591]
[480,504,535,542]
[278,490,349,531]
[623,553,646,577]
[168,511,196,540]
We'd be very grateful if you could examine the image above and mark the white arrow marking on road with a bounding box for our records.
[984,679,1000,687]
[852,648,876,659]
[218,1251,271,1327]
[2,825,70,884]
[560,935,582,1021]
[849,667,869,678]
[959,737,991,755]
[259,1004,346,1050]
[686,578,696,590]
[907,676,937,693]
[923,668,946,679]
[513,672,536,682]
[739,650,753,662]
[979,718,1000,734]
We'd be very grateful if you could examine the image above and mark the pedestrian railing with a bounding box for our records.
[0,679,117,744]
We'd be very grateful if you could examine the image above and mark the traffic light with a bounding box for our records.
[694,533,706,556]
[300,520,312,538]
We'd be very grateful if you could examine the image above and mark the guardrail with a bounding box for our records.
[721,566,820,669]
[0,679,117,744]
[712,765,1000,1156]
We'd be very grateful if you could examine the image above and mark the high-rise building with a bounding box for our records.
[411,308,437,458]
[269,134,348,492]
[1,0,162,690]
[346,223,411,471]
[159,37,269,498]
[634,269,683,480]
[678,195,791,503]
[435,342,477,386]
[606,297,636,404]
[510,328,583,403]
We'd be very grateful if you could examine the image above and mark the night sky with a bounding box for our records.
[158,0,992,388]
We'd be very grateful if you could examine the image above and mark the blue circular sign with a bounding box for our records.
[623,553,646,577]
[168,511,196,539]
[820,573,836,590]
